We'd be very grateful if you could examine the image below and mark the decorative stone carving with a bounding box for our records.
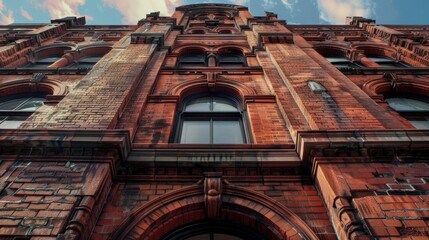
[204,172,222,219]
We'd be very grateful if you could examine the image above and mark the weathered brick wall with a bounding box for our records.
[315,161,429,239]
[0,160,111,239]
[21,39,156,130]
[265,42,386,130]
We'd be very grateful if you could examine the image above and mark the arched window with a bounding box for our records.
[385,95,429,129]
[367,55,410,68]
[176,95,246,144]
[177,51,206,67]
[24,55,62,68]
[324,54,361,68]
[0,93,46,128]
[218,49,245,67]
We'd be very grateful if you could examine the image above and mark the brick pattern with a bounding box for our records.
[0,160,111,238]
[134,102,176,144]
[357,196,429,239]
[21,42,156,129]
[265,43,385,130]
[247,102,293,144]
[336,162,429,195]
[235,182,337,240]
[91,182,190,240]
[116,50,168,135]
[256,50,310,139]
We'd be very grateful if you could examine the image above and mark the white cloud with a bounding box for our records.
[1,9,13,24]
[281,0,296,9]
[32,0,92,20]
[21,8,33,21]
[103,0,182,24]
[316,0,374,24]
[0,1,14,24]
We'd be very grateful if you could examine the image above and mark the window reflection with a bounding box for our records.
[386,96,429,129]
[0,93,46,128]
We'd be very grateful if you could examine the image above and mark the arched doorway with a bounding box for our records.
[110,173,319,240]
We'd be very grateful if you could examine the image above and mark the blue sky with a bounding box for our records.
[1,0,428,25]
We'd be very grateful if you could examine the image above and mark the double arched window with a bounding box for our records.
[366,55,410,68]
[175,95,246,144]
[0,93,46,128]
[385,94,429,129]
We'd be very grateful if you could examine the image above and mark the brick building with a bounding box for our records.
[0,3,428,240]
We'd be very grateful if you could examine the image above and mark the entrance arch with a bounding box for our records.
[109,173,319,240]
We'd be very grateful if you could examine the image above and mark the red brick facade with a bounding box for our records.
[0,4,428,240]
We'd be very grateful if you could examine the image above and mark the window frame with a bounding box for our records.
[0,93,47,129]
[366,55,410,68]
[385,93,429,129]
[173,94,249,144]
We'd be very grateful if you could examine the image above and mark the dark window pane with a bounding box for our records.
[0,98,27,110]
[180,120,210,144]
[213,120,243,144]
[185,234,210,240]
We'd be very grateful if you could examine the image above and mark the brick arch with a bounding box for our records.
[172,45,210,55]
[33,43,76,59]
[75,43,112,59]
[109,176,319,240]
[214,45,251,54]
[352,43,397,59]
[363,76,429,101]
[0,78,68,97]
[313,43,350,57]
[185,27,210,34]
[166,76,257,101]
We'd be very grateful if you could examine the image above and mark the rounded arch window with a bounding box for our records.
[385,94,429,129]
[218,49,245,67]
[177,50,206,67]
[322,53,362,68]
[24,55,62,68]
[162,221,267,240]
[0,93,46,128]
[175,94,247,144]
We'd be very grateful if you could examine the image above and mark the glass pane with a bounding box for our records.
[185,97,211,112]
[386,98,429,111]
[180,120,210,144]
[0,98,28,110]
[180,54,205,63]
[213,120,243,144]
[17,97,45,111]
[212,98,238,112]
[0,116,27,129]
[409,119,429,129]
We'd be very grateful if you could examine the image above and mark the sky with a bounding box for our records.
[0,0,428,26]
